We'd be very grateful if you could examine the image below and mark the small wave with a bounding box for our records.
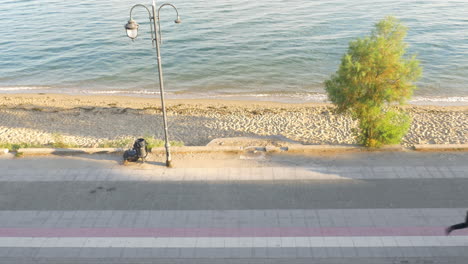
[2,86,465,106]
[0,86,50,91]
[201,93,467,105]
[82,90,161,95]
[410,96,468,103]
[78,90,468,105]
[203,92,329,101]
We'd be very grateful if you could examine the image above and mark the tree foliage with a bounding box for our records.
[325,16,422,147]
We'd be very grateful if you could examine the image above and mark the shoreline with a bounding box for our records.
[1,93,467,109]
[0,88,467,106]
[0,93,466,148]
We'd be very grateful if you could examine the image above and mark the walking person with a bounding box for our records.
[446,210,468,235]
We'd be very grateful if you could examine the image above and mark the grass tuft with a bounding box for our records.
[0,142,43,151]
[98,137,184,149]
[98,138,134,148]
[144,137,184,149]
[0,136,184,152]
[51,133,79,148]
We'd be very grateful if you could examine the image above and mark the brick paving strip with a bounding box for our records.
[0,209,467,249]
[0,226,463,237]
[0,166,466,182]
[1,236,467,248]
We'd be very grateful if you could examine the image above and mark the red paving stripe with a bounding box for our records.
[0,227,466,237]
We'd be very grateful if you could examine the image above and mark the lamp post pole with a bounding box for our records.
[125,0,181,167]
[152,0,171,167]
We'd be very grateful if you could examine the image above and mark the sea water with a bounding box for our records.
[0,0,467,104]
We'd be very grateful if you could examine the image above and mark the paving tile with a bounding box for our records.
[444,247,466,257]
[400,247,418,258]
[49,248,82,258]
[165,248,181,258]
[310,247,328,258]
[78,247,108,258]
[135,248,154,258]
[179,248,195,258]
[35,248,70,258]
[121,248,140,258]
[339,247,358,257]
[0,247,13,257]
[150,248,166,258]
[280,237,296,247]
[355,247,373,258]
[229,248,253,258]
[6,248,37,258]
[252,248,268,258]
[266,247,284,258]
[454,246,468,257]
[295,247,313,258]
[325,248,342,258]
[368,248,388,258]
[203,248,230,258]
[279,248,298,258]
[383,247,404,258]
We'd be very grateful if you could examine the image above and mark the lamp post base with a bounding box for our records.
[166,160,173,168]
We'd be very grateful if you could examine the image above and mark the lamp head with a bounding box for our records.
[124,19,139,39]
[174,16,181,24]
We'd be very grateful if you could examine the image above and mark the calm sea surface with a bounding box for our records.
[1,0,467,103]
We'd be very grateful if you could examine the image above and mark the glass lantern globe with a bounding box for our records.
[125,20,139,39]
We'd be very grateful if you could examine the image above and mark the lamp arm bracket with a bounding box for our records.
[129,4,153,20]
[129,4,157,46]
[157,3,180,19]
[156,3,180,46]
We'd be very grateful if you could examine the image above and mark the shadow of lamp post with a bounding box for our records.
[124,0,181,167]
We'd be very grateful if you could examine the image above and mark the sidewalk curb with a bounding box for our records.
[17,148,125,155]
[11,144,467,156]
[283,144,403,152]
[286,145,364,152]
[413,144,468,151]
[151,146,244,153]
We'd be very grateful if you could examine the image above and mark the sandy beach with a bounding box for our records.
[0,93,466,148]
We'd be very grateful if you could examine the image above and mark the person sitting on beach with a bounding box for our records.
[445,210,468,235]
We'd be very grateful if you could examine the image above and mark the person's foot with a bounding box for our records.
[445,227,453,236]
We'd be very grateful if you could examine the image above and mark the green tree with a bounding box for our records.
[325,16,422,147]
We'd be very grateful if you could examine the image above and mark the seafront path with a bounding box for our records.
[0,150,467,263]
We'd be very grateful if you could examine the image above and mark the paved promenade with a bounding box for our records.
[0,151,467,263]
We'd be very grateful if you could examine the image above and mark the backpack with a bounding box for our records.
[123,138,148,162]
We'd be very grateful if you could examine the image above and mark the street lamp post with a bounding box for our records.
[124,0,181,167]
